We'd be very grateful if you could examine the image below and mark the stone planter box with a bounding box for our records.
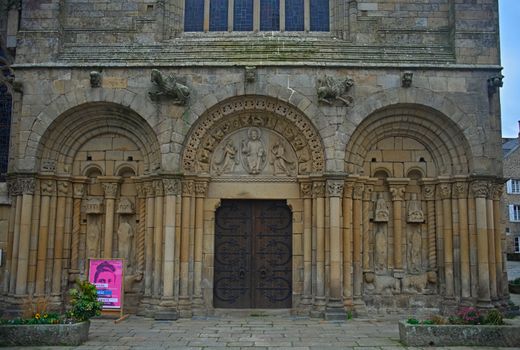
[399,320,520,347]
[509,283,520,294]
[0,320,90,346]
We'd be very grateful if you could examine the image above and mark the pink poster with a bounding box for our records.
[88,259,123,310]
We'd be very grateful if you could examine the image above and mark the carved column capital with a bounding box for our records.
[73,183,86,199]
[490,183,504,201]
[57,180,70,197]
[162,178,181,196]
[421,184,436,201]
[326,181,344,197]
[453,182,469,199]
[19,177,36,195]
[312,181,325,197]
[182,180,194,197]
[389,186,406,201]
[40,179,56,196]
[300,182,313,199]
[471,180,489,198]
[353,183,364,200]
[153,180,164,196]
[135,182,146,198]
[102,182,119,199]
[343,181,355,198]
[7,179,21,196]
[195,181,209,198]
[143,181,155,198]
[363,184,374,201]
[438,183,452,200]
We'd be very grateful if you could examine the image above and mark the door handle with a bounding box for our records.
[239,269,245,279]
[260,269,267,279]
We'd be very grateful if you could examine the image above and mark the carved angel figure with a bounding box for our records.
[270,140,295,176]
[213,140,239,175]
[149,69,190,105]
[317,75,354,106]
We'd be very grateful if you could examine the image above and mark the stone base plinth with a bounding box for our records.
[0,321,90,346]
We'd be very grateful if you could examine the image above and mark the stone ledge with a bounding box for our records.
[398,320,520,347]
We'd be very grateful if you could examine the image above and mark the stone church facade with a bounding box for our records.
[0,0,507,319]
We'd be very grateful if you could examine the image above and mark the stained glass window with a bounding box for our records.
[260,0,280,31]
[210,0,229,31]
[310,0,329,31]
[0,84,12,182]
[234,0,254,31]
[285,0,304,31]
[184,0,205,32]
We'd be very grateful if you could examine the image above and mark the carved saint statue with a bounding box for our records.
[270,140,295,176]
[241,127,266,174]
[86,218,100,258]
[117,220,134,268]
[374,193,390,222]
[375,225,387,273]
[213,140,239,175]
[407,193,424,223]
[408,226,422,274]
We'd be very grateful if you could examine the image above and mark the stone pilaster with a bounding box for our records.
[193,180,208,312]
[161,178,180,302]
[439,181,454,298]
[312,180,326,315]
[179,179,194,316]
[453,180,470,299]
[52,179,70,296]
[491,182,505,301]
[342,180,355,309]
[153,180,164,297]
[35,178,55,295]
[300,180,313,308]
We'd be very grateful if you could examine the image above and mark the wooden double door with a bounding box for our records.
[214,200,292,308]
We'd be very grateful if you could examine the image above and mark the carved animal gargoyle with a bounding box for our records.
[149,69,190,105]
[487,73,504,95]
[317,75,354,106]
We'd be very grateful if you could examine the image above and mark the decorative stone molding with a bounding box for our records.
[86,198,103,214]
[41,159,56,172]
[182,97,324,175]
[149,69,190,105]
[407,193,424,223]
[143,182,154,198]
[374,193,389,222]
[317,75,354,106]
[300,182,313,198]
[57,180,70,196]
[19,177,36,195]
[421,184,436,201]
[162,178,181,196]
[40,180,55,196]
[195,181,208,198]
[343,181,355,198]
[102,182,119,199]
[402,71,413,88]
[389,186,406,201]
[438,183,452,199]
[117,197,134,214]
[327,181,344,197]
[245,66,256,83]
[182,180,194,196]
[471,181,489,198]
[490,183,504,201]
[312,182,325,197]
[73,183,85,199]
[90,71,102,88]
[135,182,146,198]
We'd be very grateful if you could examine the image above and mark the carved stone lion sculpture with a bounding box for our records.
[149,69,190,105]
[317,75,354,106]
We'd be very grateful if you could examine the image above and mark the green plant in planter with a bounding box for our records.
[483,309,504,325]
[67,280,103,322]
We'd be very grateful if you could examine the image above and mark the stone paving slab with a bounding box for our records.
[3,315,520,350]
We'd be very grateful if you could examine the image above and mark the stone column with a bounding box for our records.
[454,181,470,300]
[342,181,355,309]
[313,181,326,313]
[179,179,194,313]
[352,182,364,300]
[153,180,164,297]
[35,179,55,295]
[362,180,374,274]
[471,180,491,306]
[326,179,345,320]
[9,181,22,294]
[388,180,408,274]
[144,181,155,297]
[421,181,437,285]
[300,181,313,308]
[161,178,180,303]
[193,180,208,310]
[438,181,454,298]
[52,180,69,295]
[70,179,87,280]
[5,180,19,294]
[100,178,120,258]
[15,177,35,295]
[491,183,505,300]
[134,181,146,276]
[486,188,497,300]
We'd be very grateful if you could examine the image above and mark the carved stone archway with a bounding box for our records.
[182,96,325,176]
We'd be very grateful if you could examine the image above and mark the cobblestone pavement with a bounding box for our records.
[4,315,519,350]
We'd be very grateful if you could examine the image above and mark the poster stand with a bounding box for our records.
[88,258,127,323]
